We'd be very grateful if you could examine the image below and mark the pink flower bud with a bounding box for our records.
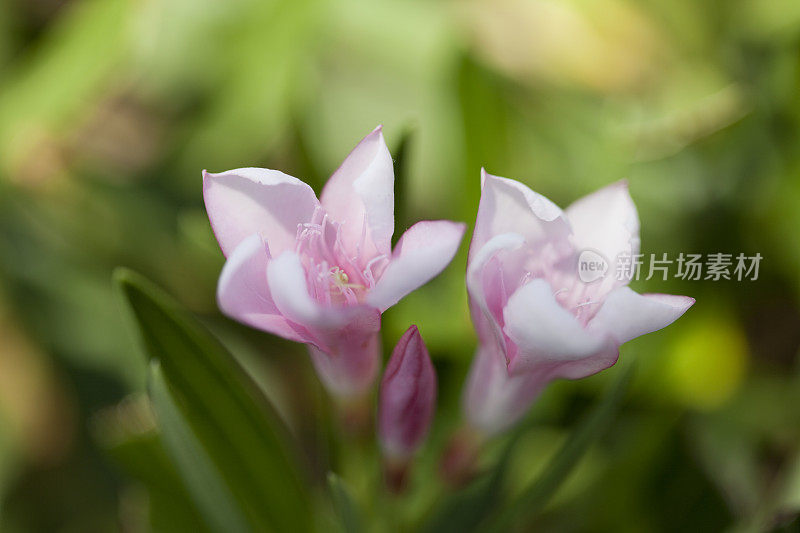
[378,325,437,460]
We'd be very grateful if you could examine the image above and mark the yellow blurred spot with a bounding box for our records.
[664,315,748,410]
[458,0,663,93]
[0,305,75,465]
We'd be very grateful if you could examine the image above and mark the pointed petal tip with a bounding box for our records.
[429,219,468,240]
[366,220,465,312]
[366,124,385,141]
[590,289,696,346]
[593,178,633,198]
[480,168,487,188]
[678,296,696,312]
[645,293,696,312]
[201,169,219,191]
[201,168,220,180]
[480,169,510,191]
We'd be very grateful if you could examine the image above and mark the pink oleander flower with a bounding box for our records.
[464,171,694,435]
[203,127,465,397]
[379,325,437,460]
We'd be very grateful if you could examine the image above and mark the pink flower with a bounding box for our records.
[203,127,465,397]
[378,325,437,460]
[464,171,694,435]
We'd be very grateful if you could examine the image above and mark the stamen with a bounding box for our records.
[330,266,349,285]
[363,254,388,287]
[294,207,383,307]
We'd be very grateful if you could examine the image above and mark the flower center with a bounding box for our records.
[329,266,364,293]
[330,266,349,286]
[516,245,603,326]
[295,207,387,307]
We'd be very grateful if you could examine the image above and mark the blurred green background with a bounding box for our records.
[0,0,799,530]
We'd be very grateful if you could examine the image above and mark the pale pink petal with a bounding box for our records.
[469,254,507,346]
[463,344,546,435]
[565,180,640,290]
[367,221,466,311]
[320,126,394,259]
[470,170,571,262]
[266,252,351,330]
[503,278,606,374]
[203,168,319,257]
[307,303,382,396]
[217,235,310,343]
[588,287,695,345]
[552,346,620,381]
[308,334,380,397]
[466,232,526,353]
[463,341,618,436]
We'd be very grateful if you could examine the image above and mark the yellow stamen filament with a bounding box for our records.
[330,267,364,292]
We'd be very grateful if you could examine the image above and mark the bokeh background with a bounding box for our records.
[1,0,799,530]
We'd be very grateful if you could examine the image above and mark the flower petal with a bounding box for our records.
[308,334,381,397]
[463,340,618,435]
[588,287,695,345]
[553,346,620,381]
[466,232,526,353]
[217,235,310,343]
[203,168,319,257]
[266,251,351,331]
[470,170,571,262]
[503,278,606,374]
[565,180,640,289]
[320,126,394,259]
[463,344,547,435]
[366,220,466,311]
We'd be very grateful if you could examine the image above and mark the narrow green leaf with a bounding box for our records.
[114,267,312,532]
[149,362,249,533]
[456,53,510,220]
[0,0,131,167]
[487,365,634,531]
[327,472,363,533]
[418,469,503,533]
[418,432,520,533]
[92,395,211,533]
[391,125,415,247]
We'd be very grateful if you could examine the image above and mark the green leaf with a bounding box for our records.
[486,365,634,531]
[392,125,415,246]
[455,53,510,220]
[114,267,312,532]
[418,432,520,533]
[420,367,632,533]
[0,0,131,168]
[327,472,363,533]
[149,363,249,533]
[92,395,211,533]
